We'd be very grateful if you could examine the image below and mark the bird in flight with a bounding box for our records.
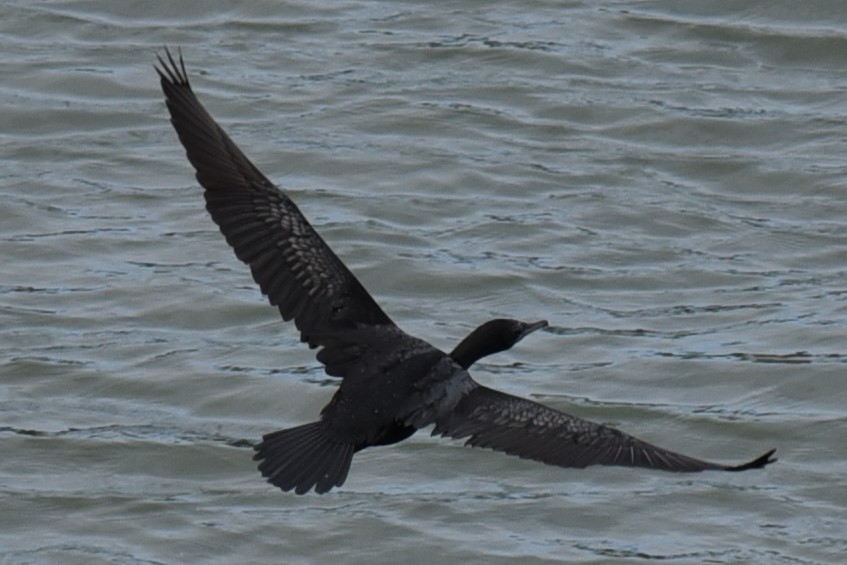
[155,48,776,494]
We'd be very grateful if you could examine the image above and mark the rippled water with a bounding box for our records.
[2,1,846,563]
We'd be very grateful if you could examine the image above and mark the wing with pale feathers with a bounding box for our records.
[156,49,394,354]
[434,385,777,472]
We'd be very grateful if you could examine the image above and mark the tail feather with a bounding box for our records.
[317,442,354,494]
[256,424,321,480]
[265,425,324,475]
[281,440,337,494]
[253,421,355,495]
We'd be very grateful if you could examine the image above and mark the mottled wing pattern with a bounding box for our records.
[434,385,775,472]
[156,49,393,351]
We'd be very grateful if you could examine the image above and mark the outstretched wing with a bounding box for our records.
[434,385,776,472]
[156,49,394,352]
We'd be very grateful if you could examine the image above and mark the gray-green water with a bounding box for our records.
[2,1,846,563]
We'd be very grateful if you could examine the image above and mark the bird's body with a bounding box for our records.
[156,49,776,494]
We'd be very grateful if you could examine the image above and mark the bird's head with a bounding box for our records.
[450,318,548,369]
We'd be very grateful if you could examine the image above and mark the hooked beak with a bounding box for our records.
[518,319,548,341]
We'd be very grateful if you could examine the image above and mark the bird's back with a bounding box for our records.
[314,324,476,446]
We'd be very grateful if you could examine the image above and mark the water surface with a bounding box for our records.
[2,1,846,563]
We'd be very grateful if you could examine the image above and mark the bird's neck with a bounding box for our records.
[450,331,496,370]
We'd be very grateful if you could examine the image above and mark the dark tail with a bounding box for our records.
[253,421,355,494]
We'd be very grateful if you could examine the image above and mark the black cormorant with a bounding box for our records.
[155,49,776,495]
